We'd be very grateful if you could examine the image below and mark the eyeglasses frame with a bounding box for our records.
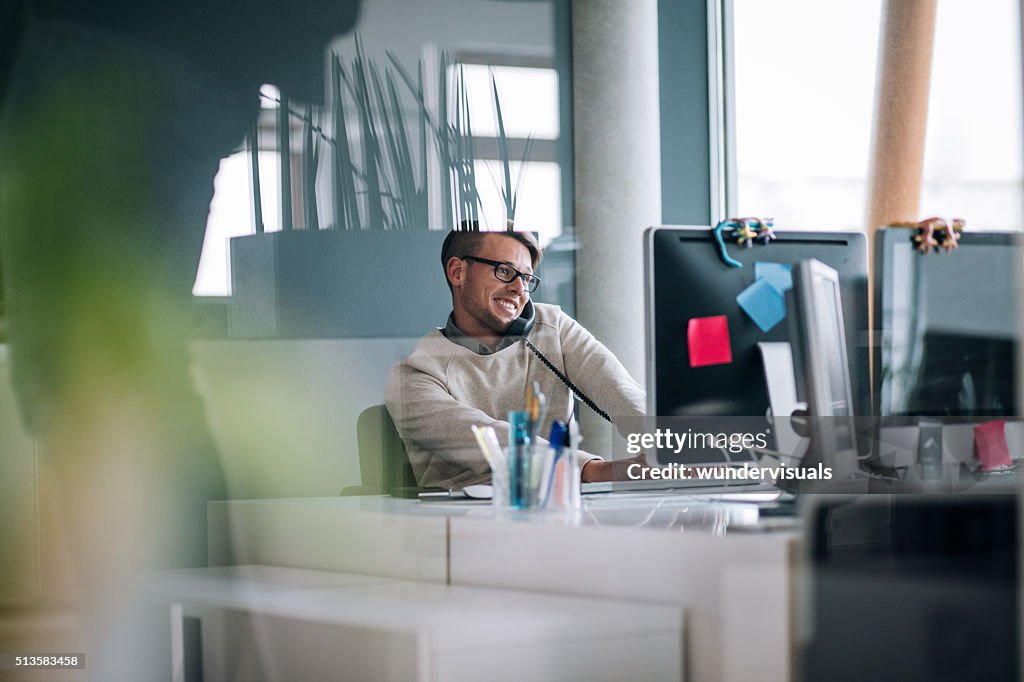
[459,255,541,292]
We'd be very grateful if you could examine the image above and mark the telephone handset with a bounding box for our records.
[506,300,536,337]
[514,302,612,423]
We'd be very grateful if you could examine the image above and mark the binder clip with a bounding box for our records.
[712,217,775,268]
[889,217,965,255]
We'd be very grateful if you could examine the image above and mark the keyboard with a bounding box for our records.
[581,477,777,495]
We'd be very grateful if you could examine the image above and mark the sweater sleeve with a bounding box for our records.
[385,357,498,485]
[556,311,647,434]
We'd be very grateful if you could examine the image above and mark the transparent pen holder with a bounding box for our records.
[502,439,538,510]
[545,451,582,512]
[491,465,510,511]
[494,441,581,512]
[496,411,583,513]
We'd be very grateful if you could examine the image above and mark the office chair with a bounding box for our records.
[341,404,418,496]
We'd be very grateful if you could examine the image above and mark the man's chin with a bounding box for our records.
[489,308,521,328]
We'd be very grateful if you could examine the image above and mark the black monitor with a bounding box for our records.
[874,229,1019,418]
[642,226,868,468]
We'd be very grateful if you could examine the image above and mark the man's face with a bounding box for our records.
[449,234,533,337]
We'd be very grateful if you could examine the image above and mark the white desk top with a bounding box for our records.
[213,490,797,532]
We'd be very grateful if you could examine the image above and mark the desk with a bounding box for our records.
[208,493,800,682]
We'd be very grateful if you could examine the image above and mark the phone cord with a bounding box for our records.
[523,337,613,423]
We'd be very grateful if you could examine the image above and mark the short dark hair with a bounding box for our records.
[440,230,542,291]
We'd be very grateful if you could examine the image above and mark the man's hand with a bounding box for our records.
[582,459,735,483]
[580,454,648,483]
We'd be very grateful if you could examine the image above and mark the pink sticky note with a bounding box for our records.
[687,315,733,368]
[974,419,1011,471]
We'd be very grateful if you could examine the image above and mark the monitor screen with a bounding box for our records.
[875,230,1019,417]
[643,226,868,466]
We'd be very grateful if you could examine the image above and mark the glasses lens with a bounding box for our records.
[494,264,515,282]
[525,276,539,292]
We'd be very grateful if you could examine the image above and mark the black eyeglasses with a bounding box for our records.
[461,255,541,292]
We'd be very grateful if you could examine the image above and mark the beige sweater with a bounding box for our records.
[384,303,646,489]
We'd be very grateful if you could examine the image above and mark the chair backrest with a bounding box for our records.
[354,403,417,494]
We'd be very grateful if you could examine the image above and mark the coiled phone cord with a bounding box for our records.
[522,337,613,424]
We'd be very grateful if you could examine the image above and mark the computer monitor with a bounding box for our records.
[643,226,868,467]
[874,229,1019,417]
[788,259,862,482]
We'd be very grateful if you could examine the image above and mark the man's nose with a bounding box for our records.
[506,276,527,294]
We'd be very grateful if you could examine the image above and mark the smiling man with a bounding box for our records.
[384,229,646,490]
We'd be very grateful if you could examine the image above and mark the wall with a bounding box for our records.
[190,338,418,498]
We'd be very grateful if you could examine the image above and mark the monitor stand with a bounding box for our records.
[757,342,806,459]
[758,341,868,493]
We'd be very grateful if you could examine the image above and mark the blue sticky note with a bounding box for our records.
[736,279,786,332]
[755,262,792,294]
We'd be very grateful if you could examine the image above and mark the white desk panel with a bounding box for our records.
[208,497,448,582]
[448,510,796,682]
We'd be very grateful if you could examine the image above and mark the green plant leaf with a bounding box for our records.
[331,53,361,230]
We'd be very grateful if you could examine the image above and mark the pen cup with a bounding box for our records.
[491,469,509,511]
[548,451,582,512]
[495,440,548,511]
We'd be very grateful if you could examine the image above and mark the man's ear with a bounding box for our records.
[445,256,465,288]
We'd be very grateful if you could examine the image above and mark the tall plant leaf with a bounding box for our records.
[437,51,453,230]
[302,102,320,230]
[368,62,402,229]
[386,50,442,230]
[249,120,264,233]
[353,35,385,229]
[374,63,419,230]
[385,70,423,228]
[277,92,293,231]
[491,72,514,224]
[331,53,361,230]
[511,134,535,223]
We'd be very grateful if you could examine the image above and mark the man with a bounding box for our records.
[385,230,646,490]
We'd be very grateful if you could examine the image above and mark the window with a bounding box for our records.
[193,0,572,301]
[193,151,281,296]
[451,61,563,246]
[730,0,1022,232]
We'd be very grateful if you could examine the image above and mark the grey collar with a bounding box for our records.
[441,313,521,355]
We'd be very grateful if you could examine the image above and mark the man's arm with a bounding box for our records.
[385,357,603,487]
[385,361,499,483]
[555,312,647,482]
[556,313,646,422]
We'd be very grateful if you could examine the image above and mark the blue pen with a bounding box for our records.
[541,420,568,508]
[508,411,531,509]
